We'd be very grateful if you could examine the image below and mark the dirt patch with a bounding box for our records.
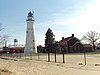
[0,69,14,75]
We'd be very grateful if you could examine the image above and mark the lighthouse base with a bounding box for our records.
[24,46,37,54]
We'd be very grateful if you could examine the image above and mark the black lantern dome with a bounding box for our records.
[28,11,33,17]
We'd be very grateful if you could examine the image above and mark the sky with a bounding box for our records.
[0,0,100,46]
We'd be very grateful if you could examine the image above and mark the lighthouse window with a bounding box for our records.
[33,40,34,42]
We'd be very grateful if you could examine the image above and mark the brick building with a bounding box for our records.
[57,34,84,53]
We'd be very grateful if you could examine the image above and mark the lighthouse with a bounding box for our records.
[24,11,37,54]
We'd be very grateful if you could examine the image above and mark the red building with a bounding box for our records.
[83,44,93,52]
[57,34,93,53]
[10,46,24,53]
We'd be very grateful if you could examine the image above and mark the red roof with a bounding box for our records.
[11,46,24,50]
[59,37,72,42]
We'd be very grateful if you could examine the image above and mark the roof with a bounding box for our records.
[58,36,81,47]
[59,36,79,42]
[71,41,83,47]
[97,43,100,47]
[28,11,33,17]
[83,44,92,47]
[11,46,24,50]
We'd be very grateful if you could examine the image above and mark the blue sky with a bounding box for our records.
[0,0,99,46]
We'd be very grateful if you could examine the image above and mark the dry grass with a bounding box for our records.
[0,59,15,75]
[1,54,100,75]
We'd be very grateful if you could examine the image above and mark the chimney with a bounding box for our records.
[62,37,64,40]
[72,34,74,37]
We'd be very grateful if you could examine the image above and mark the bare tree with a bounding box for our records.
[2,34,11,47]
[82,31,100,51]
[0,23,10,47]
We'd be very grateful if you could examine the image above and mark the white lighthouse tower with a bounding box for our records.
[24,11,37,54]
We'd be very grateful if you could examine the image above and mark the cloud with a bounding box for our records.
[44,0,100,33]
[36,0,100,45]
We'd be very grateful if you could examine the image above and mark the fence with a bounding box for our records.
[1,52,100,65]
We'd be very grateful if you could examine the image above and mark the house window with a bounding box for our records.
[33,40,34,42]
